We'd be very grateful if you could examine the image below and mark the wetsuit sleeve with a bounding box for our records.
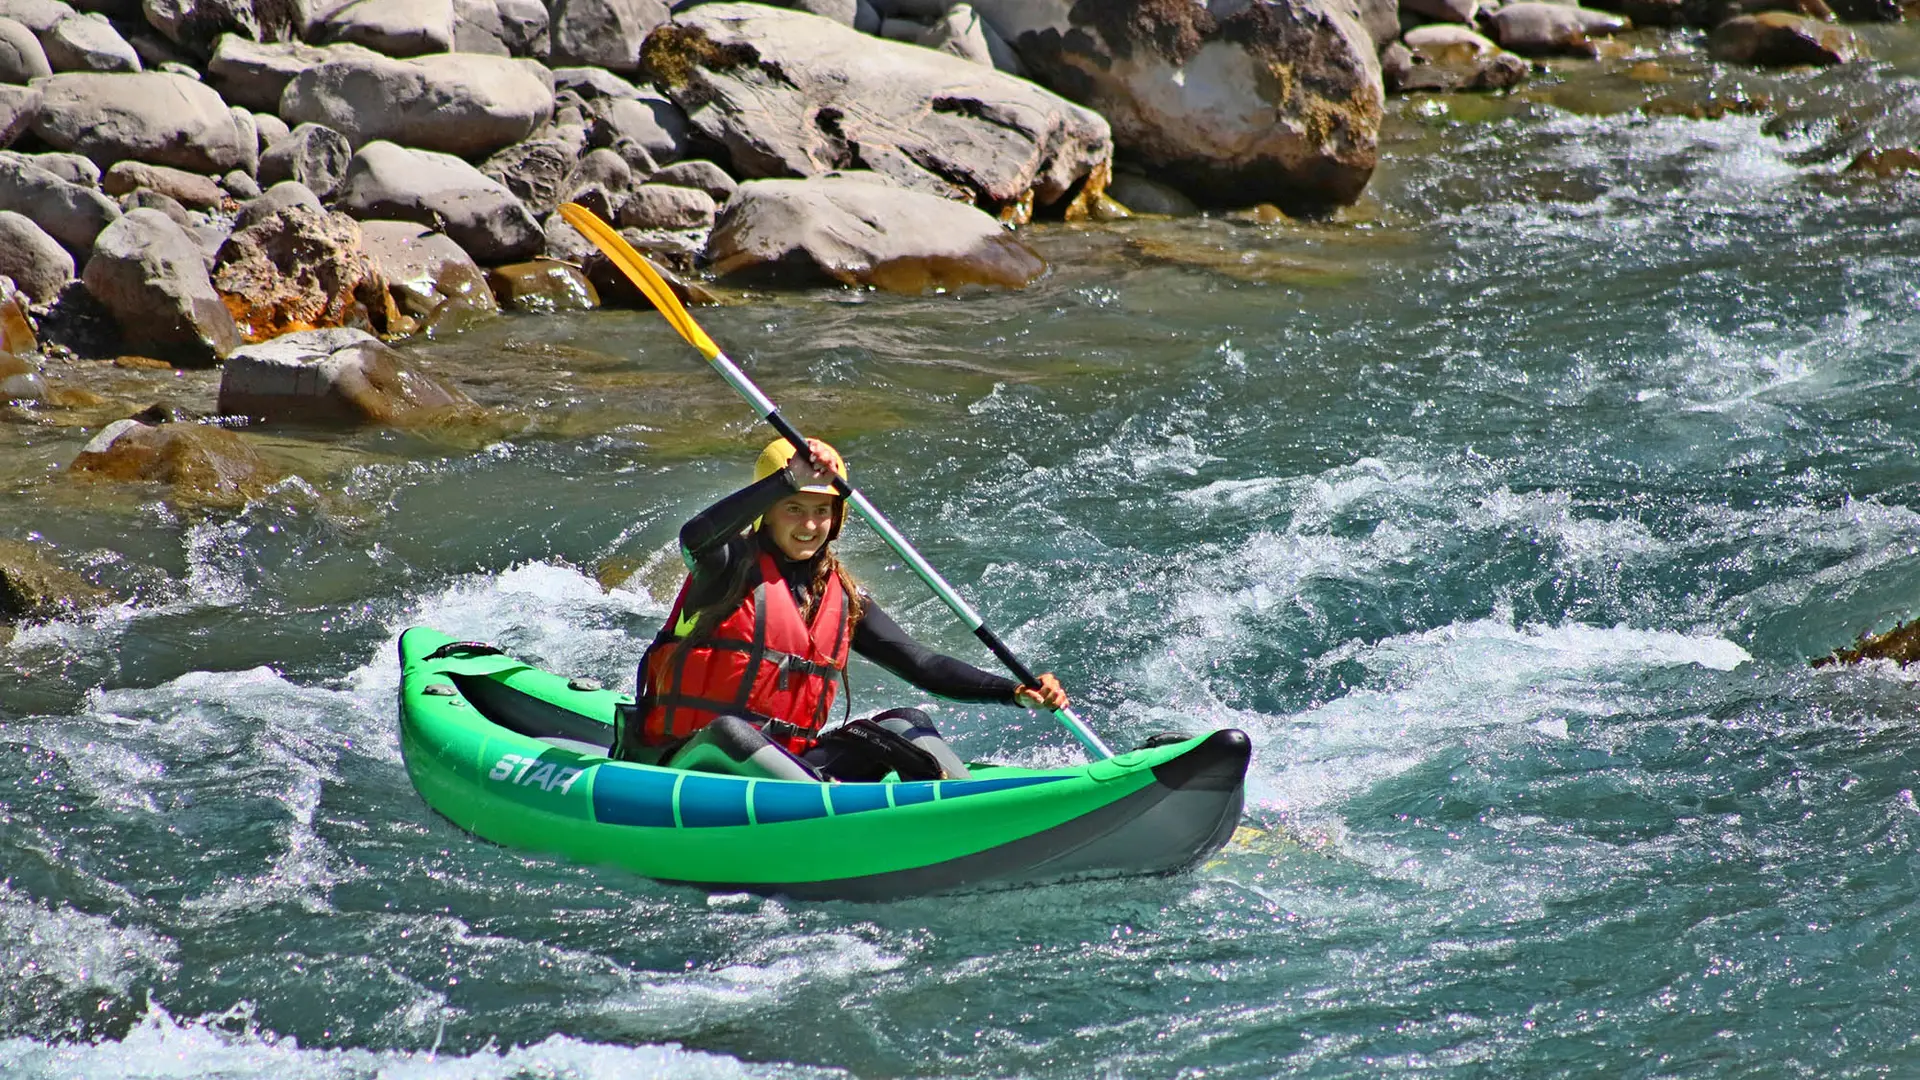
[677,471,793,607]
[852,597,1022,705]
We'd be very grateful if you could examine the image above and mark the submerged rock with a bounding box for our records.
[1814,618,1920,667]
[1850,147,1920,176]
[641,3,1111,220]
[69,416,277,498]
[968,0,1380,215]
[0,538,110,623]
[706,173,1046,293]
[487,259,598,312]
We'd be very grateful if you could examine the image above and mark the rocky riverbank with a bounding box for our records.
[1,0,1918,638]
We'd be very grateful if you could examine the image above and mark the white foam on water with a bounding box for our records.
[1260,613,1749,813]
[347,560,668,706]
[586,928,907,1039]
[1466,487,1668,567]
[1069,431,1219,480]
[0,1000,840,1080]
[31,666,386,917]
[0,881,178,1006]
[182,517,255,608]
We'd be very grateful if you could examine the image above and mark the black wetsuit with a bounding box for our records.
[676,470,1023,709]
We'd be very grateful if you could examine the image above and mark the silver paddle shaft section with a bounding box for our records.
[704,346,1115,761]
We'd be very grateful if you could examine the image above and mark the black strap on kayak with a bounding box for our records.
[424,640,505,661]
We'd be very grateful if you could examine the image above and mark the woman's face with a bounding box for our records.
[765,492,838,561]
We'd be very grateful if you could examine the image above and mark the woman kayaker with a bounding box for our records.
[617,437,1069,782]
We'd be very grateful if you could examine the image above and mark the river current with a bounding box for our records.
[7,33,1920,1078]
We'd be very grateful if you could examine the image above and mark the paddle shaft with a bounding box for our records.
[550,202,1114,760]
[705,348,1115,761]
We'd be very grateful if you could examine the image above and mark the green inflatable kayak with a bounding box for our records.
[397,626,1250,901]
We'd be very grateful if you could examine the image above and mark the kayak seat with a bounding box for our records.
[449,672,615,757]
[663,715,823,782]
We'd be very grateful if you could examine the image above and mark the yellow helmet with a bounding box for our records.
[752,437,849,540]
[753,437,846,493]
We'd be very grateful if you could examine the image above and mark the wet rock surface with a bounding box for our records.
[0,538,110,624]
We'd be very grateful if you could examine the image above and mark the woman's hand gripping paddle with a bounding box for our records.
[556,202,1115,761]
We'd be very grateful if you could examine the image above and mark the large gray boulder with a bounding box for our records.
[0,210,74,302]
[313,0,454,56]
[0,152,118,257]
[43,12,141,70]
[0,0,76,34]
[481,129,587,217]
[916,2,993,67]
[257,121,349,197]
[1,147,96,185]
[585,90,686,167]
[279,51,554,158]
[706,173,1045,292]
[449,0,507,54]
[968,0,1381,214]
[205,35,381,112]
[0,84,39,148]
[493,0,543,55]
[216,326,476,426]
[548,0,663,73]
[81,207,241,365]
[0,15,52,79]
[334,140,540,262]
[641,3,1110,220]
[142,0,304,59]
[617,181,711,229]
[31,71,253,172]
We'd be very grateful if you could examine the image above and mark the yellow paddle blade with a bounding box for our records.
[556,202,719,359]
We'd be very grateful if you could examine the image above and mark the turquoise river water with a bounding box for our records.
[7,33,1920,1079]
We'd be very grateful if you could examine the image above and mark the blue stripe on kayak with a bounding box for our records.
[680,774,750,827]
[892,782,937,807]
[591,766,676,828]
[937,776,1067,798]
[829,783,891,816]
[753,781,827,824]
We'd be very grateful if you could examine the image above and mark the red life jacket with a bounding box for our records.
[639,550,850,753]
